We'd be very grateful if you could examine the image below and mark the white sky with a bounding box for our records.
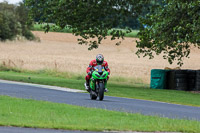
[0,0,22,4]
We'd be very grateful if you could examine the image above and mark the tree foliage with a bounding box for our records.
[0,2,20,41]
[26,0,148,49]
[0,1,35,41]
[25,0,200,66]
[137,0,200,66]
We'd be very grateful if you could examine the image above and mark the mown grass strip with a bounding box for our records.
[0,70,199,107]
[0,95,199,132]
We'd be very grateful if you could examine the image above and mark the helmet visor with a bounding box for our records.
[97,60,103,65]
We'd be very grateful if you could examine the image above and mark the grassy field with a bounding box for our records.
[0,95,200,132]
[32,23,139,38]
[1,31,200,85]
[0,68,199,107]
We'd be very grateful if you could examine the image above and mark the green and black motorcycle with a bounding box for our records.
[89,65,109,101]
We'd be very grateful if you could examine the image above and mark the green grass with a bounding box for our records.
[0,95,199,132]
[32,23,72,33]
[32,23,139,38]
[0,68,199,107]
[124,30,139,38]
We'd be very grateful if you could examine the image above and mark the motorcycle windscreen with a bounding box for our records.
[94,65,105,75]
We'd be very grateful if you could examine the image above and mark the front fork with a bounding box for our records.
[89,78,95,91]
[90,79,106,91]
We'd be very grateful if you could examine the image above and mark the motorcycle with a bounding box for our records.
[89,65,109,101]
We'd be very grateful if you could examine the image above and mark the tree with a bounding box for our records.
[25,0,200,66]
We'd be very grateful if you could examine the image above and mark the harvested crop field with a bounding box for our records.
[0,31,199,83]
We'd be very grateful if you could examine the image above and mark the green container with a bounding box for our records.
[150,69,167,89]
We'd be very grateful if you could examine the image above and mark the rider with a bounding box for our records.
[84,54,110,92]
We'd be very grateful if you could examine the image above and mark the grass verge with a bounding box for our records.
[0,95,200,132]
[0,68,199,107]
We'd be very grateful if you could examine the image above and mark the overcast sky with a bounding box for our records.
[0,0,22,4]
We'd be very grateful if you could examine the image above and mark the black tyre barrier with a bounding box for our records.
[188,75,196,79]
[188,84,195,89]
[174,70,188,74]
[167,70,188,91]
[154,69,200,91]
[187,70,196,77]
[196,81,200,84]
[196,70,200,75]
[188,80,196,91]
[195,85,200,91]
[175,74,188,79]
[176,83,188,91]
[196,83,200,87]
[166,70,174,90]
[195,70,200,91]
[195,82,200,91]
[187,70,196,91]
[175,78,187,83]
[196,70,200,79]
[165,70,171,89]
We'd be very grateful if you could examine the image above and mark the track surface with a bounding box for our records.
[0,80,200,121]
[0,126,109,133]
[0,127,179,133]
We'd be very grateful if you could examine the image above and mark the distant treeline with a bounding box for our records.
[0,2,35,41]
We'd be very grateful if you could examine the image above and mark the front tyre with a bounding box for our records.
[99,82,104,101]
[90,91,97,100]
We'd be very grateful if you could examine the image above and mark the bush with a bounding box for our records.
[0,2,35,41]
[0,11,21,41]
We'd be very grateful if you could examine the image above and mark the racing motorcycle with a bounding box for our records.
[89,65,109,101]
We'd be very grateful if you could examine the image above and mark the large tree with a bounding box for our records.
[25,0,200,66]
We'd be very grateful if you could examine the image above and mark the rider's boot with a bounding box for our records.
[104,81,108,92]
[84,80,90,92]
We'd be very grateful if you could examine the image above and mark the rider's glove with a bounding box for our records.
[108,72,110,75]
[88,71,93,76]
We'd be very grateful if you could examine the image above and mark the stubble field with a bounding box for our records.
[0,31,199,83]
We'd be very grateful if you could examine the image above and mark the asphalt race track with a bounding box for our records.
[0,80,199,121]
[0,126,117,133]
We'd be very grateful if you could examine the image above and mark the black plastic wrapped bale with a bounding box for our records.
[187,70,196,91]
[150,69,168,89]
[167,70,188,91]
[195,70,200,91]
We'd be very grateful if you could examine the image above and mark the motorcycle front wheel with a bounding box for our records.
[99,82,104,101]
[90,91,97,100]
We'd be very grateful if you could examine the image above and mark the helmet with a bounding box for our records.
[96,54,104,65]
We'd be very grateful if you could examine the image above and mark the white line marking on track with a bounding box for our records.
[0,79,86,93]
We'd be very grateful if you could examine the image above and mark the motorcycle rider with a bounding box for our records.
[84,54,110,92]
